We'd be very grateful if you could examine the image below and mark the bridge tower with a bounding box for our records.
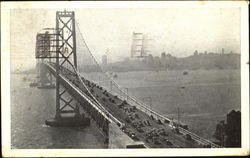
[130,32,151,58]
[33,31,55,88]
[35,10,90,126]
[54,10,79,121]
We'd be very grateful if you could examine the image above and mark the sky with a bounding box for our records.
[10,8,240,71]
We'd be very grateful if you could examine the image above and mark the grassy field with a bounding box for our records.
[86,69,240,140]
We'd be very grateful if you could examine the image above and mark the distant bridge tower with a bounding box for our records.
[130,32,151,58]
[35,31,54,88]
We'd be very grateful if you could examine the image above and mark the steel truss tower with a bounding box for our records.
[130,32,151,58]
[35,31,54,88]
[55,10,78,119]
[35,10,89,126]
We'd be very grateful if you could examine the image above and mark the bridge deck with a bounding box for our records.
[46,63,219,148]
[83,80,201,148]
[45,61,223,148]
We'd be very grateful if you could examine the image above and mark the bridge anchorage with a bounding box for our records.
[34,10,221,148]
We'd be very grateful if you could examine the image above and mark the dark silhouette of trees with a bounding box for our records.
[225,110,241,147]
[214,110,241,147]
[214,120,226,146]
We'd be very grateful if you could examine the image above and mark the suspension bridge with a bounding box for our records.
[33,10,221,148]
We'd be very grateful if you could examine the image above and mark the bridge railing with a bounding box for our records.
[72,65,124,127]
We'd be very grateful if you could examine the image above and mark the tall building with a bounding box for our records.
[161,52,166,59]
[194,50,198,56]
[222,48,225,54]
[161,52,167,68]
[102,54,107,65]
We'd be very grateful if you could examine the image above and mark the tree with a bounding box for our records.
[213,120,226,146]
[225,110,241,147]
[213,110,241,147]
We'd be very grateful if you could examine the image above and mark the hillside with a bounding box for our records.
[102,53,240,72]
[15,53,240,74]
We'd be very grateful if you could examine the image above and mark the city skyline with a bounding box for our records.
[10,8,240,71]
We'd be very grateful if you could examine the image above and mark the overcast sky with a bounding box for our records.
[10,8,240,71]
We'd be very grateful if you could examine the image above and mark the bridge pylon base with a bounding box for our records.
[45,115,90,127]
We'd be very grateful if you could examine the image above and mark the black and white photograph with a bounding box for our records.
[1,1,249,157]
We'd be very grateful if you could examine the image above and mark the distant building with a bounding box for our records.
[146,54,154,66]
[222,48,225,54]
[102,54,107,65]
[166,53,172,58]
[154,56,161,68]
[194,50,198,56]
[161,52,166,59]
[161,52,167,68]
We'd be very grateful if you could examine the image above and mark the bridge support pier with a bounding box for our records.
[37,59,56,89]
[45,100,91,127]
[45,115,90,127]
[44,10,91,127]
[45,83,91,127]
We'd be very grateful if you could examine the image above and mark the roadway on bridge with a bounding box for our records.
[57,65,202,148]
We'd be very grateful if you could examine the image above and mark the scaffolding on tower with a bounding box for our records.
[130,32,152,58]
